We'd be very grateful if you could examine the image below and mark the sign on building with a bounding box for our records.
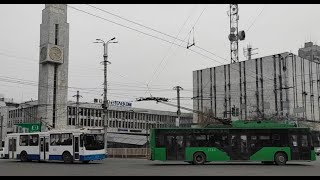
[15,123,41,133]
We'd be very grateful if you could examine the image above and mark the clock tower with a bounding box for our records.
[38,4,69,130]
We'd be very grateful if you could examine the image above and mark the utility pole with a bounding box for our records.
[94,37,118,155]
[72,91,82,128]
[173,86,183,127]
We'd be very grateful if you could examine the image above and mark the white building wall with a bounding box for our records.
[193,52,320,130]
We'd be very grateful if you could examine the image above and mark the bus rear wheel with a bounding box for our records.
[20,151,28,162]
[63,152,73,164]
[193,152,206,165]
[274,152,287,166]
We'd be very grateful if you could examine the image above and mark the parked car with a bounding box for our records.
[0,147,4,159]
[315,147,320,156]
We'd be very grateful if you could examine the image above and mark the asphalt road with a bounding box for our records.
[0,157,320,176]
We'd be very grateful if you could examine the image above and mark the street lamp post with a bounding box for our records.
[145,113,149,158]
[94,37,118,155]
[0,113,3,148]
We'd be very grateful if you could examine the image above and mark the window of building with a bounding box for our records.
[91,119,94,126]
[80,119,83,126]
[95,120,98,126]
[55,24,59,45]
[84,119,87,126]
[72,118,75,125]
[68,118,72,125]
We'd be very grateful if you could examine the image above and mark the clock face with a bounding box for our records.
[49,47,62,61]
[40,47,47,61]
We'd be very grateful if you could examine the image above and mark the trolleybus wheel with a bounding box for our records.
[63,152,73,164]
[20,151,28,162]
[274,152,287,166]
[193,152,206,165]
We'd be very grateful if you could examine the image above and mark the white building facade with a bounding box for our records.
[193,52,320,129]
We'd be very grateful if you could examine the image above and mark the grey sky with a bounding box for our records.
[0,4,319,112]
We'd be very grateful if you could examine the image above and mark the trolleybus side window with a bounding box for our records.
[50,134,60,145]
[196,134,207,147]
[61,133,72,145]
[301,135,308,147]
[20,135,29,146]
[29,135,39,146]
[80,134,84,147]
[155,133,165,147]
[291,135,298,147]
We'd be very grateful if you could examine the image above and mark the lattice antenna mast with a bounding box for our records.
[228,4,245,64]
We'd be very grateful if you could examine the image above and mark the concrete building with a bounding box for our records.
[193,52,320,129]
[0,97,19,147]
[6,100,39,134]
[38,4,69,130]
[298,42,320,63]
[6,100,193,147]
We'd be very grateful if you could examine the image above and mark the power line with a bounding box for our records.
[148,5,209,87]
[85,4,227,63]
[145,4,199,88]
[86,4,189,45]
[67,5,228,66]
[246,5,267,32]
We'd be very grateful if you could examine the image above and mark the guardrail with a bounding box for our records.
[107,148,150,159]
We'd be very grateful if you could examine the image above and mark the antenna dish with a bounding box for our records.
[238,30,245,41]
[228,34,237,41]
[231,5,238,14]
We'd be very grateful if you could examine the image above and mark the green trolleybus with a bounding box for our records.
[149,121,316,165]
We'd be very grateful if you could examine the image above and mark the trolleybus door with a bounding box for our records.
[40,135,49,161]
[8,137,17,159]
[165,135,185,160]
[73,135,80,160]
[289,133,311,160]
